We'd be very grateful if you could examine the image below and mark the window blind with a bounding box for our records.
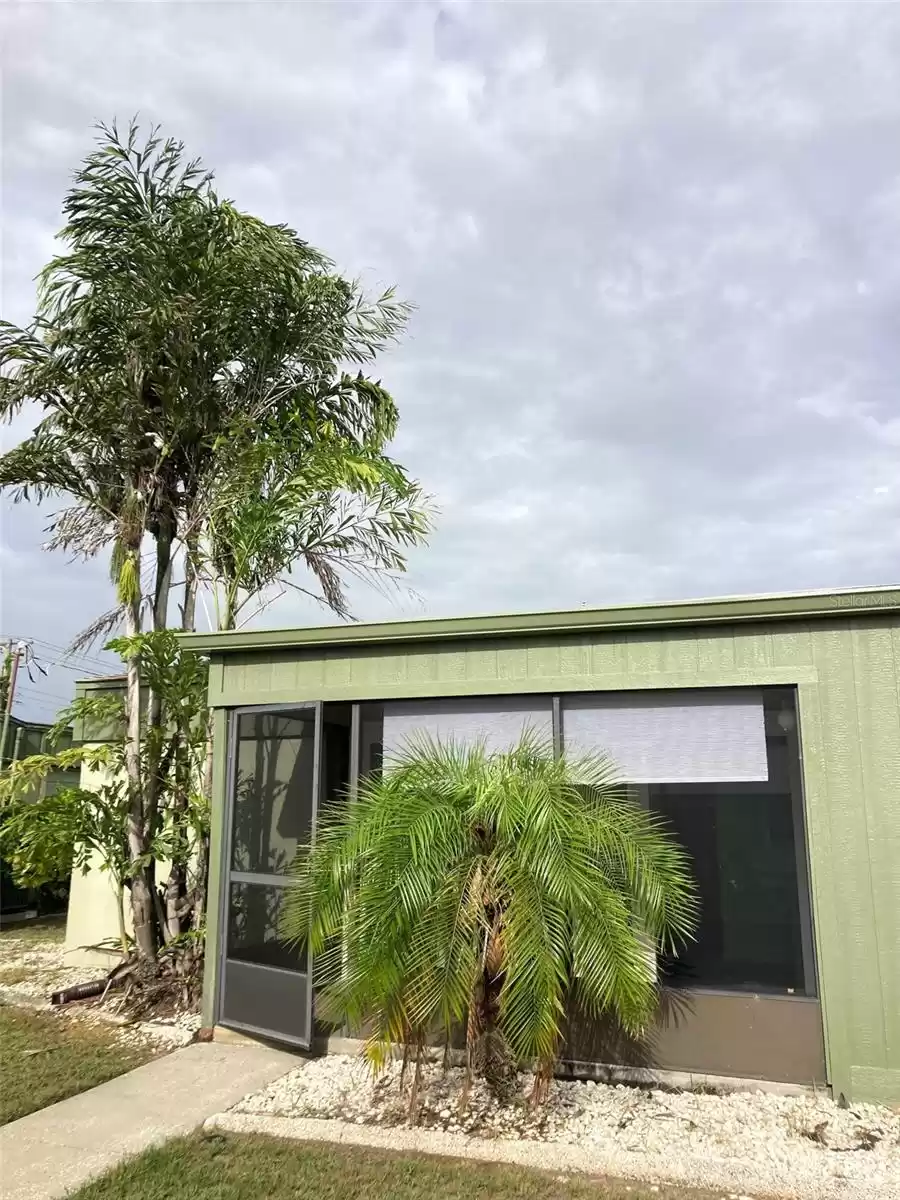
[562,689,768,783]
[382,696,553,762]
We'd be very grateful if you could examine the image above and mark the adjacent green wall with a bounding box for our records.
[205,612,900,1103]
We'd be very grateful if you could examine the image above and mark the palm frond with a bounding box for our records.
[282,733,698,1090]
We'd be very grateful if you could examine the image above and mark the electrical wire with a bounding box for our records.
[2,632,111,668]
[29,640,112,673]
[14,688,73,706]
[0,634,112,676]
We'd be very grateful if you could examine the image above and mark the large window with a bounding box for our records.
[222,686,814,1052]
[355,690,814,997]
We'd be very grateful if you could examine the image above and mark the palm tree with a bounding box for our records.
[282,733,698,1107]
[0,118,431,960]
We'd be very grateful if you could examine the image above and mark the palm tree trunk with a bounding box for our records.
[164,740,192,941]
[181,529,199,632]
[222,586,238,632]
[152,514,174,633]
[123,574,156,960]
[145,512,176,942]
[116,882,129,957]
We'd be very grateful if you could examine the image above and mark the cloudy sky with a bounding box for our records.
[2,1,899,719]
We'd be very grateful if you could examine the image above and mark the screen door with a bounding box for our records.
[218,703,322,1046]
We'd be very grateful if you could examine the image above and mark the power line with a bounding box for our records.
[31,643,113,673]
[14,689,73,707]
[32,660,107,679]
[4,632,111,665]
[14,702,65,717]
[15,688,69,703]
[17,681,72,698]
[0,634,112,675]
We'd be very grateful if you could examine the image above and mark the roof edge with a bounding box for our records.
[178,584,900,656]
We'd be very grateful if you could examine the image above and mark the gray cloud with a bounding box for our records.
[2,0,899,717]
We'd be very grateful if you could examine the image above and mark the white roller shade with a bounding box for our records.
[562,690,768,783]
[382,696,553,762]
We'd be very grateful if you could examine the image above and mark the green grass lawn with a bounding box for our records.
[67,1133,723,1200]
[0,1003,157,1125]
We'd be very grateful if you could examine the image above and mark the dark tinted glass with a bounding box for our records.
[651,691,808,995]
[226,881,306,971]
[322,707,352,806]
[231,710,316,875]
[360,703,384,780]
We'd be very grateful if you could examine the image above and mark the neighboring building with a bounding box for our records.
[0,715,78,915]
[63,679,129,967]
[0,713,75,783]
[167,587,900,1103]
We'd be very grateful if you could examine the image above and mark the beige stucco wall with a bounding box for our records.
[63,749,178,969]
[63,755,128,970]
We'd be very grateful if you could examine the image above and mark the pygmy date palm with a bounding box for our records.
[283,733,697,1104]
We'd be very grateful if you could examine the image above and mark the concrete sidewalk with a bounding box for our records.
[0,1041,298,1200]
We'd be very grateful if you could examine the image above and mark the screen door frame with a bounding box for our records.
[216,701,323,1048]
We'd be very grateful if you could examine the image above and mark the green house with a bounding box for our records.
[183,585,900,1105]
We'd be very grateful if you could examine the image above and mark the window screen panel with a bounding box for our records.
[562,689,768,783]
[231,710,316,875]
[646,689,811,996]
[382,696,553,761]
[651,786,806,992]
[227,881,306,972]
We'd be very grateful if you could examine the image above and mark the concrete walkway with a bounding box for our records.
[0,1041,297,1200]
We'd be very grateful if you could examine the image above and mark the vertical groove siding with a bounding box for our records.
[208,613,900,1102]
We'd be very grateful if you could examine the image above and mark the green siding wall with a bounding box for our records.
[206,613,900,1103]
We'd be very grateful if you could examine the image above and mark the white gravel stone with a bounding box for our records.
[223,1053,900,1200]
[0,936,93,1000]
[0,926,200,1048]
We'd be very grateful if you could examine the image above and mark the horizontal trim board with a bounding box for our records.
[217,1017,311,1050]
[212,667,820,709]
[232,702,319,716]
[666,988,821,1003]
[229,871,294,888]
[183,587,900,656]
[223,957,308,982]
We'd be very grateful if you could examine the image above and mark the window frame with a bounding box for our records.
[215,685,820,1040]
[558,685,818,999]
[346,686,819,1002]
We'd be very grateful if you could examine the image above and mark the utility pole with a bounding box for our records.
[0,640,10,713]
[0,641,26,770]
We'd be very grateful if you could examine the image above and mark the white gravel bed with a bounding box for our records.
[0,927,200,1048]
[0,937,92,998]
[225,1054,900,1200]
[74,1004,202,1049]
[128,1011,201,1048]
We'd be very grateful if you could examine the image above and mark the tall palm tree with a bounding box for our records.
[283,734,698,1105]
[0,118,431,960]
